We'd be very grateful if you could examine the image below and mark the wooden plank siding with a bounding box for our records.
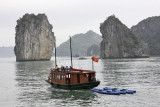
[50,68,96,85]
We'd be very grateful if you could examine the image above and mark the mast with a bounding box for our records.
[55,40,57,67]
[70,36,73,67]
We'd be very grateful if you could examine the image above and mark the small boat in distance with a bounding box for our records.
[46,37,100,89]
[79,57,87,60]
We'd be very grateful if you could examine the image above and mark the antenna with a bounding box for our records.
[92,57,94,71]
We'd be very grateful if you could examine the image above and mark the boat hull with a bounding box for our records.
[45,80,100,90]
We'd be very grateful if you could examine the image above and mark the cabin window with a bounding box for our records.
[64,75,65,80]
[56,75,58,80]
[60,75,64,80]
[57,75,59,80]
[66,74,70,78]
[59,75,61,80]
[60,75,62,80]
[55,75,57,80]
[54,74,56,79]
[62,75,65,80]
[52,74,54,79]
[63,75,64,80]
[84,74,89,77]
[58,75,60,80]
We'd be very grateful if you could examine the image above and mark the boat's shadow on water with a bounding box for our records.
[46,87,98,106]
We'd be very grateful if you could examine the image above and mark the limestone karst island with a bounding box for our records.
[100,15,149,58]
[14,14,55,61]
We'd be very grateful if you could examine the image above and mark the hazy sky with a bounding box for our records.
[0,0,160,47]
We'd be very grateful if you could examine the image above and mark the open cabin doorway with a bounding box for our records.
[66,74,71,84]
[77,74,80,83]
[88,74,91,82]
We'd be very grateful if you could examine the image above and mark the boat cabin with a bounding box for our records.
[48,67,97,85]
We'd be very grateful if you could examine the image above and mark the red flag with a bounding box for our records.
[92,57,99,62]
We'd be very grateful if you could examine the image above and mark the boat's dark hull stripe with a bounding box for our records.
[45,80,100,89]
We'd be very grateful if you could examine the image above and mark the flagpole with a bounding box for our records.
[92,57,94,71]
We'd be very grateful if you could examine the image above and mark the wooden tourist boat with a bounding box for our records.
[46,68,100,89]
[46,37,100,89]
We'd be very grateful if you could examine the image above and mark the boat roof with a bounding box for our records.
[70,68,96,74]
[51,68,96,74]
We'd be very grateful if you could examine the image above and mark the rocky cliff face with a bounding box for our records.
[100,15,149,58]
[14,14,55,61]
[131,16,160,55]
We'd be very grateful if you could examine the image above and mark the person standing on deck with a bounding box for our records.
[66,66,69,71]
[55,65,59,71]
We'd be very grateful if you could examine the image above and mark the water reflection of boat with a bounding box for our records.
[46,37,100,89]
[50,88,95,101]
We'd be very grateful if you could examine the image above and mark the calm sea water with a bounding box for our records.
[0,57,160,107]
